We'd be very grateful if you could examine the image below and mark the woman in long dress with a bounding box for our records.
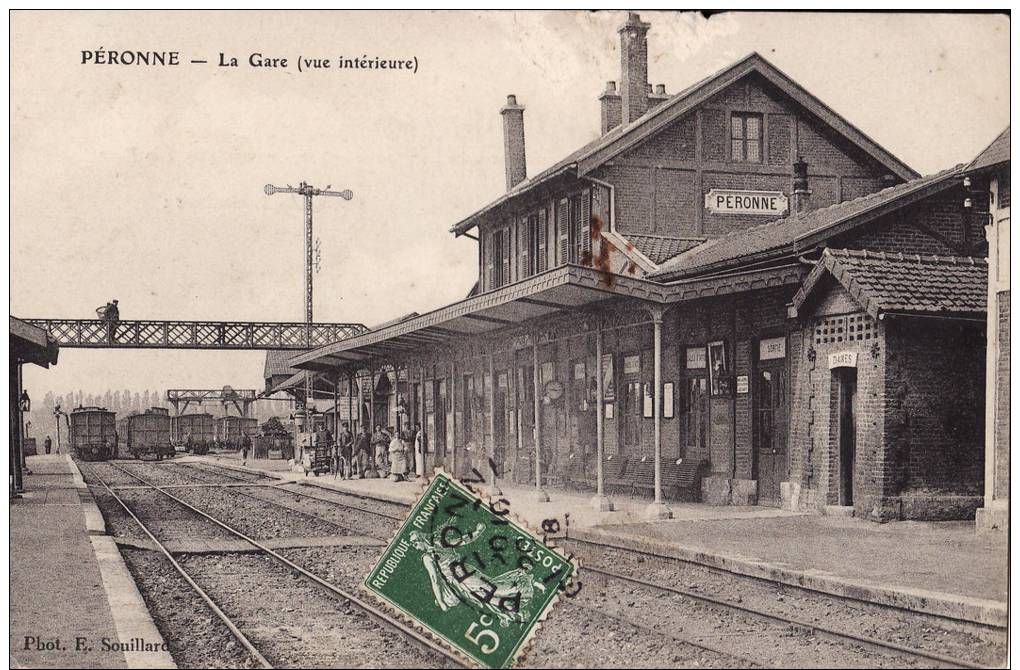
[388,428,409,480]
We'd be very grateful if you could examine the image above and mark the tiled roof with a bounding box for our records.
[451,52,917,235]
[625,234,705,265]
[651,166,964,280]
[264,350,300,379]
[793,248,987,319]
[966,126,1009,173]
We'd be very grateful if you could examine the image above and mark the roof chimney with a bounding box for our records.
[792,157,811,213]
[599,81,622,135]
[648,83,668,109]
[501,94,527,191]
[619,12,651,125]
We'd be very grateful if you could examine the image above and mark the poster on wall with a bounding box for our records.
[601,354,615,401]
[686,347,706,369]
[708,340,730,396]
[663,382,675,418]
[642,382,653,417]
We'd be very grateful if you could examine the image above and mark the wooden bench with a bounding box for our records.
[631,457,709,501]
[563,452,594,490]
[603,455,630,494]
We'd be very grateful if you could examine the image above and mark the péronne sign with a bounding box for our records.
[705,189,789,216]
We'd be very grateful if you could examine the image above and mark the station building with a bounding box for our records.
[288,13,996,522]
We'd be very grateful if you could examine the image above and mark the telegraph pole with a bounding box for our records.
[265,182,353,408]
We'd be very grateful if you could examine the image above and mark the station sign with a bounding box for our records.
[759,337,787,360]
[828,351,858,369]
[705,189,789,216]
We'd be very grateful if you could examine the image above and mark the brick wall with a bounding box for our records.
[995,291,1010,496]
[838,185,990,257]
[883,318,985,520]
[589,72,893,244]
[789,282,888,516]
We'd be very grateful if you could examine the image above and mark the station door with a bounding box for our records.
[754,362,788,506]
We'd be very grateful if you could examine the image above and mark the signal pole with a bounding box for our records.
[264,181,353,408]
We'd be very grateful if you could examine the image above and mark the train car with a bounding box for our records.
[69,407,118,461]
[175,413,216,455]
[127,409,175,460]
[215,416,258,451]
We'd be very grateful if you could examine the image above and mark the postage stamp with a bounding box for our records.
[364,471,577,668]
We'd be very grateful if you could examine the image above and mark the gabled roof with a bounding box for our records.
[792,248,987,320]
[651,165,963,281]
[966,126,1009,173]
[451,52,918,235]
[264,350,300,380]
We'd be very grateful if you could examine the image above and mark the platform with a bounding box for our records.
[204,452,1009,628]
[10,455,176,669]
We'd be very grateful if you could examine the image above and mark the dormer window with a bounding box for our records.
[731,112,762,163]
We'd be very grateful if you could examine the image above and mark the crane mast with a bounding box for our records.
[264,181,353,407]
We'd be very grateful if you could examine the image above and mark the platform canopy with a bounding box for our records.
[286,263,805,374]
[287,265,671,373]
[10,316,59,368]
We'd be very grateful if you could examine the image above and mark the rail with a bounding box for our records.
[101,461,468,668]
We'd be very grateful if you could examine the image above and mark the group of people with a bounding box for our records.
[331,421,429,481]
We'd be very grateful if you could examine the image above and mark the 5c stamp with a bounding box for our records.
[364,472,577,668]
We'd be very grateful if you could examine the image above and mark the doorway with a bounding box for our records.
[754,363,788,506]
[835,369,857,506]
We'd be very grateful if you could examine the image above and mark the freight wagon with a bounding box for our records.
[126,408,175,460]
[69,407,118,461]
[215,416,258,451]
[173,413,216,455]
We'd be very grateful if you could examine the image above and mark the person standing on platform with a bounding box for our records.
[240,434,251,465]
[371,425,389,476]
[388,428,409,481]
[337,421,353,478]
[414,423,428,479]
[353,425,371,478]
[43,435,52,455]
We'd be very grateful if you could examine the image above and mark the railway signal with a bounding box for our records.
[264,182,353,407]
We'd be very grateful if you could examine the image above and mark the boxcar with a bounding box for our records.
[70,407,118,461]
[215,416,258,450]
[175,413,216,455]
[127,409,175,460]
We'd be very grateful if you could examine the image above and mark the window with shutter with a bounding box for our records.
[520,215,531,278]
[536,208,548,272]
[580,189,592,262]
[500,226,511,287]
[518,216,529,279]
[484,230,494,291]
[557,198,570,266]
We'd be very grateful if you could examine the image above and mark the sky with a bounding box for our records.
[10,10,1010,400]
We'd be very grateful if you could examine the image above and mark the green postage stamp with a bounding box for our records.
[364,472,577,668]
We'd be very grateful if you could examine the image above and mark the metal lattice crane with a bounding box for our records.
[264,181,353,407]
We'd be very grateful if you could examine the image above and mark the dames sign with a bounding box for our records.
[705,189,789,216]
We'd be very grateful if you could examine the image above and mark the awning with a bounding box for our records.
[288,265,669,372]
[287,262,808,373]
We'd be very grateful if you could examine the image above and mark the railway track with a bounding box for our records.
[97,460,1005,668]
[88,461,467,669]
[198,461,1004,669]
[190,459,410,521]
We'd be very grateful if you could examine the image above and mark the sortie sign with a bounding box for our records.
[705,189,789,216]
